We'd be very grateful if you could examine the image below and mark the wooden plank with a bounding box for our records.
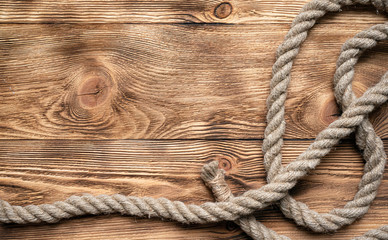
[1,22,388,140]
[0,0,386,24]
[0,139,387,239]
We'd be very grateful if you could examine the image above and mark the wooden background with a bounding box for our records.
[0,1,387,239]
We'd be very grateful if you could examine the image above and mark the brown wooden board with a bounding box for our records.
[0,0,385,24]
[0,1,388,239]
[0,22,387,140]
[0,139,387,239]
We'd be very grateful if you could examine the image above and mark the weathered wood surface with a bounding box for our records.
[0,0,386,24]
[1,20,388,140]
[0,1,388,239]
[0,140,387,239]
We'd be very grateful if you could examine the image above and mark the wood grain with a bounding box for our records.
[1,20,388,140]
[0,0,386,24]
[0,139,387,239]
[1,1,388,239]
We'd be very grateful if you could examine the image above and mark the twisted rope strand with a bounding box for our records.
[273,23,388,233]
[1,0,388,239]
[201,161,291,240]
[262,0,388,235]
[201,161,388,240]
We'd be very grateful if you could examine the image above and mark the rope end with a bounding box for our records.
[200,161,223,183]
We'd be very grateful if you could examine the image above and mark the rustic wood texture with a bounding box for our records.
[0,1,388,239]
[0,0,386,24]
[0,139,387,239]
[1,20,388,140]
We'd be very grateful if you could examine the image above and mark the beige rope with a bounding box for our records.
[1,0,388,239]
[263,0,388,235]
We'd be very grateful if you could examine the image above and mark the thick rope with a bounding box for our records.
[201,161,291,240]
[1,0,388,239]
[263,0,388,234]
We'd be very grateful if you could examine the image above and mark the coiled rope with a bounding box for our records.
[1,0,388,239]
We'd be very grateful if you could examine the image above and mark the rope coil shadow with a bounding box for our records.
[1,0,388,239]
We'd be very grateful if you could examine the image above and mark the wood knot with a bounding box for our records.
[320,97,340,125]
[214,2,233,19]
[78,77,111,109]
[226,221,238,231]
[217,156,233,171]
[64,64,117,122]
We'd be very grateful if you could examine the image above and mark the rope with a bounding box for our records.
[263,0,388,234]
[1,0,388,239]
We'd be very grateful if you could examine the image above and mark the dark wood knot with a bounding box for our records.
[214,2,233,19]
[217,156,233,171]
[226,221,239,231]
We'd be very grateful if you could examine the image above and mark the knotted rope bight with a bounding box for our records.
[1,0,388,239]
